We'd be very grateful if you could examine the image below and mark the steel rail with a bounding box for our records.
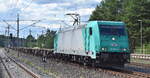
[0,57,13,78]
[5,55,40,78]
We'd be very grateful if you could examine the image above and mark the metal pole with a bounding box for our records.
[79,15,80,26]
[5,25,10,48]
[140,21,143,54]
[138,20,143,54]
[17,13,20,57]
[4,28,7,47]
[8,25,10,37]
[17,13,19,41]
[7,25,10,48]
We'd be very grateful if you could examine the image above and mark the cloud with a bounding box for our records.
[35,0,69,4]
[77,8,95,16]
[0,0,101,37]
[0,3,8,12]
[0,0,14,12]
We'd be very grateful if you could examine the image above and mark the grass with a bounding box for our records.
[9,51,59,78]
[131,58,150,64]
[25,60,59,78]
[134,44,150,54]
[134,49,150,54]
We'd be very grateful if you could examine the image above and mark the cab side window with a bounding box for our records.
[89,27,92,35]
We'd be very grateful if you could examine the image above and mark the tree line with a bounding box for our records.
[0,29,56,49]
[25,29,56,49]
[90,0,150,49]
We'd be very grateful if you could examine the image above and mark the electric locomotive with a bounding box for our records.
[54,21,130,67]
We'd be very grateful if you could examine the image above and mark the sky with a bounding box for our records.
[0,0,101,38]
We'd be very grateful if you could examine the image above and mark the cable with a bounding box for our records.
[9,0,18,17]
[2,20,17,31]
[20,20,42,30]
[15,0,19,8]
[20,0,34,13]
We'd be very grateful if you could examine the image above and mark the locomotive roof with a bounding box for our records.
[91,21,125,25]
[57,21,125,33]
[58,24,86,33]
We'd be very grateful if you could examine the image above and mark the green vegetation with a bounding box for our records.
[0,35,7,47]
[26,35,36,47]
[0,29,56,49]
[26,29,56,49]
[90,0,150,54]
[9,50,58,78]
[0,35,26,47]
[131,58,150,64]
[135,44,150,54]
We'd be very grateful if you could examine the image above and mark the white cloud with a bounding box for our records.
[41,3,58,9]
[77,8,95,16]
[0,0,13,12]
[59,2,71,6]
[0,0,100,37]
[36,23,61,29]
[74,0,101,5]
[0,3,8,12]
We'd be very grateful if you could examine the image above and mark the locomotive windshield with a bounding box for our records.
[100,25,126,35]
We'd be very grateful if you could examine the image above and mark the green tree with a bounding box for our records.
[44,29,55,49]
[0,35,6,47]
[26,35,36,47]
[90,0,124,21]
[37,29,56,49]
[37,35,45,48]
[89,0,150,48]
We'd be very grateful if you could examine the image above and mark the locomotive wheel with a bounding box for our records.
[83,62,87,66]
[91,60,96,67]
[83,57,88,66]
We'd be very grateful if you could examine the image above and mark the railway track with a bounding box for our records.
[66,61,150,78]
[7,55,40,78]
[0,57,13,78]
[0,49,40,78]
[129,62,150,68]
[109,67,150,78]
[6,48,150,78]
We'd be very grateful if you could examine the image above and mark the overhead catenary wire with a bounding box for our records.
[0,14,45,40]
[8,0,34,16]
[15,0,19,8]
[19,20,42,30]
[20,0,34,13]
[8,0,19,17]
[2,20,17,31]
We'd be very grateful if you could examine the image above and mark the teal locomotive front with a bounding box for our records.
[85,21,130,66]
[99,22,129,53]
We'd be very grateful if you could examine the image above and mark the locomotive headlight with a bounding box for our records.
[112,37,115,40]
[123,48,127,51]
[101,48,106,51]
[102,48,105,50]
